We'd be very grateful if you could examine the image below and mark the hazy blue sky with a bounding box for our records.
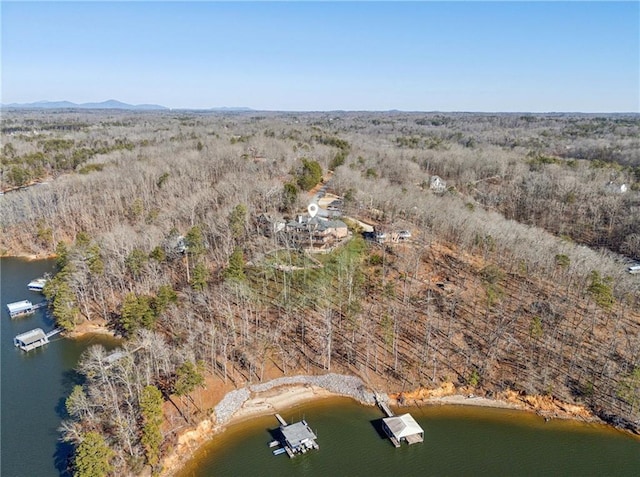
[2,1,638,112]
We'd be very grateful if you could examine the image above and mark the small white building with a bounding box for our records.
[27,277,48,292]
[606,181,628,194]
[430,175,447,193]
[14,328,49,351]
[382,413,424,446]
[7,300,34,318]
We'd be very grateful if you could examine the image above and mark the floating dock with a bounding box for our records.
[27,277,48,292]
[14,327,62,352]
[269,414,319,458]
[6,300,46,318]
[375,392,424,447]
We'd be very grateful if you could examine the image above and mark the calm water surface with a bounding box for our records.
[1,258,119,476]
[179,398,640,477]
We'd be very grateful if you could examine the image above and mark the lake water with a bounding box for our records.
[0,257,119,477]
[178,396,640,476]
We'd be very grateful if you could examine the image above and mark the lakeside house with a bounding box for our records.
[285,215,349,251]
[257,213,286,237]
[257,211,349,251]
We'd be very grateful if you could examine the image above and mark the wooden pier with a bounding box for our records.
[269,414,319,458]
[46,328,63,339]
[375,392,395,418]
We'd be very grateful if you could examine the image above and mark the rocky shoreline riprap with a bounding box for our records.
[214,373,375,424]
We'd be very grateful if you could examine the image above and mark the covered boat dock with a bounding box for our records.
[13,327,61,352]
[271,414,319,457]
[382,414,425,447]
[14,328,49,351]
[27,277,48,292]
[6,300,46,318]
[375,392,424,447]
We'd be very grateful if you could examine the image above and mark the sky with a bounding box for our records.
[1,1,639,112]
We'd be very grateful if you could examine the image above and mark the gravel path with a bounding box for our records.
[214,374,375,424]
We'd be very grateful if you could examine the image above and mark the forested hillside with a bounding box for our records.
[1,110,639,475]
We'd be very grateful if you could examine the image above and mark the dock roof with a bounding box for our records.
[7,300,33,313]
[382,413,424,439]
[15,328,47,346]
[281,421,317,449]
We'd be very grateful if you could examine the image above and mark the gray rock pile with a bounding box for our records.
[214,388,250,424]
[214,373,375,424]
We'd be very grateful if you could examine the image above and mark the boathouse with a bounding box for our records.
[7,300,34,318]
[281,420,318,454]
[14,328,49,352]
[382,414,424,446]
[27,277,48,292]
[272,414,319,457]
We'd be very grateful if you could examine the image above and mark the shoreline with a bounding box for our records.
[158,376,622,477]
[161,384,337,476]
[160,374,374,476]
[388,384,597,423]
[1,252,57,261]
[1,253,117,340]
[64,318,117,339]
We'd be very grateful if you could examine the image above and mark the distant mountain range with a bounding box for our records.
[2,99,169,110]
[2,100,255,112]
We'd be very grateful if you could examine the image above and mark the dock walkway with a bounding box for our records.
[275,413,288,426]
[375,392,395,417]
[46,328,63,339]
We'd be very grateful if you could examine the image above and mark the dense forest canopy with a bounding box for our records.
[1,110,639,475]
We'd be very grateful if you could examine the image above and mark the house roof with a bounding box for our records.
[323,219,347,230]
[287,216,347,232]
[383,414,424,439]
